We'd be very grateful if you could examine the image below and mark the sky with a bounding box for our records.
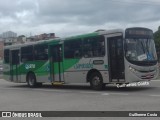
[0,0,160,37]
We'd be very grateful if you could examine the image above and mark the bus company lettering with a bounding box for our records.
[74,63,93,69]
[25,64,36,70]
[74,60,93,69]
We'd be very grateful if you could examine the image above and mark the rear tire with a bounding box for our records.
[90,72,104,90]
[27,73,37,88]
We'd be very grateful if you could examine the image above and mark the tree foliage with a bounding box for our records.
[154,26,160,62]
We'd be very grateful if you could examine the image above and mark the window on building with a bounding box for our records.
[83,36,105,57]
[21,46,33,62]
[4,49,9,63]
[34,44,48,61]
[64,39,82,59]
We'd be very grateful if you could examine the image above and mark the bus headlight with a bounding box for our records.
[129,66,137,73]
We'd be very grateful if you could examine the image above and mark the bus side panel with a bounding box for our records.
[19,75,26,83]
[63,58,109,84]
[64,71,86,83]
[100,71,109,83]
[19,61,50,83]
[3,63,10,81]
[34,61,50,83]
[63,58,84,83]
[64,71,109,84]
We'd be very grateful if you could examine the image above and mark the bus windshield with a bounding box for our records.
[125,38,157,62]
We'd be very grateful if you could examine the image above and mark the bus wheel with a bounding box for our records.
[37,83,43,87]
[27,73,37,88]
[90,72,103,90]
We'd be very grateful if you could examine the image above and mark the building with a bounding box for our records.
[17,35,27,44]
[33,33,56,41]
[3,37,17,46]
[25,33,56,42]
[2,31,17,38]
[26,37,35,42]
[2,32,57,45]
[1,31,18,46]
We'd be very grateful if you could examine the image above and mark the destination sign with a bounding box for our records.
[125,28,153,39]
[127,29,152,36]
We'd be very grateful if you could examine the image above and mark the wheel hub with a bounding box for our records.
[93,76,100,85]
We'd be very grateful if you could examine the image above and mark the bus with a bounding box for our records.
[3,27,159,90]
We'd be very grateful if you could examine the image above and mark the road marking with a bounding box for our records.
[0,87,72,93]
[1,85,160,97]
[109,93,129,96]
[0,87,29,91]
[101,93,110,96]
[151,80,160,82]
[0,87,129,96]
[80,91,102,94]
[149,94,160,97]
[35,89,68,92]
[101,93,129,96]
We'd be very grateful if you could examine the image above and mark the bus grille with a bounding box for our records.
[141,74,154,79]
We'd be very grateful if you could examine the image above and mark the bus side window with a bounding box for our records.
[4,49,9,63]
[34,44,48,61]
[64,39,82,59]
[21,46,33,62]
[83,36,105,58]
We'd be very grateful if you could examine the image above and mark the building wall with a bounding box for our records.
[2,31,17,38]
[4,37,17,46]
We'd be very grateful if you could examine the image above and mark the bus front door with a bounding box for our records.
[10,49,20,82]
[108,36,125,82]
[49,45,64,83]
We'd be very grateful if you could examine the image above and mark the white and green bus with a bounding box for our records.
[3,27,159,90]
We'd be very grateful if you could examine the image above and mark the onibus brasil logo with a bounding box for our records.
[2,112,42,118]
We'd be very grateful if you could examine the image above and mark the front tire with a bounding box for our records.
[27,73,37,88]
[90,72,104,90]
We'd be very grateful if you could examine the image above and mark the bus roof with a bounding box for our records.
[4,29,123,49]
[4,38,60,49]
[64,29,123,40]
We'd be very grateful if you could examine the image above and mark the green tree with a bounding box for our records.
[154,26,160,62]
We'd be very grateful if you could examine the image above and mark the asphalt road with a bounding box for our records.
[0,77,160,120]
